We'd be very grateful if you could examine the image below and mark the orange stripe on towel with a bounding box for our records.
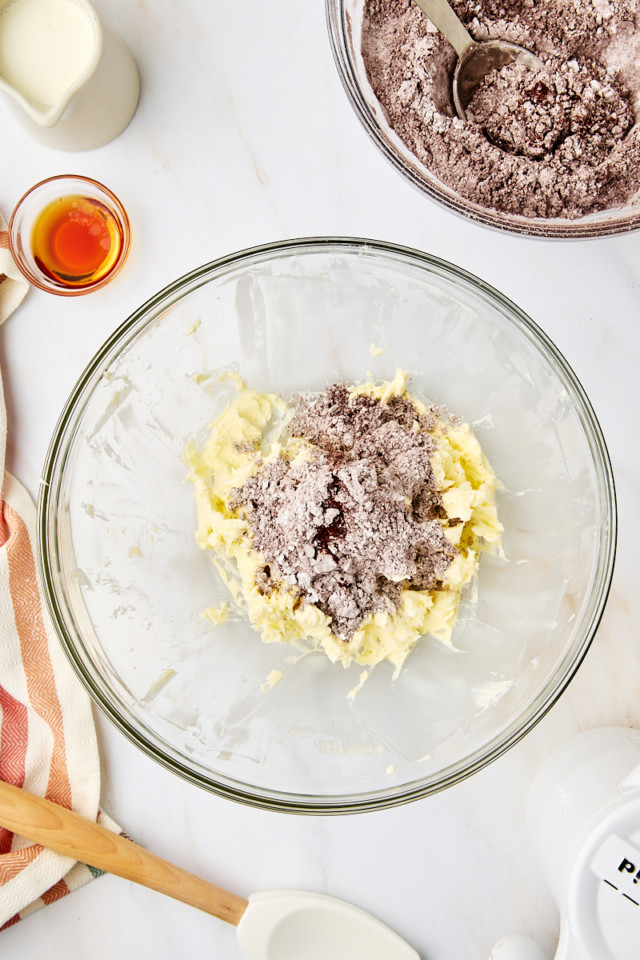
[0,683,28,787]
[4,502,72,810]
[41,877,70,905]
[0,843,40,883]
[0,495,10,549]
[0,684,28,854]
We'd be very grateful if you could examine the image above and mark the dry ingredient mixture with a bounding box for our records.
[361,0,640,219]
[231,384,453,642]
[187,372,502,673]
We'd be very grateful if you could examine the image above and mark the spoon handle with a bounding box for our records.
[413,0,474,56]
[0,780,248,926]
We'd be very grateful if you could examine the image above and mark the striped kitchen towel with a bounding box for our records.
[0,210,113,928]
[0,219,28,321]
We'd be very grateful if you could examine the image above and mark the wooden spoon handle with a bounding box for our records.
[0,780,248,926]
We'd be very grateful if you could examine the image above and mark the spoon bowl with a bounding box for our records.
[453,40,544,119]
[413,0,543,120]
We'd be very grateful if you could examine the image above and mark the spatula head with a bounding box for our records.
[236,890,421,960]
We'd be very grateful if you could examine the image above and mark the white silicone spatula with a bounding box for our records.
[0,781,419,960]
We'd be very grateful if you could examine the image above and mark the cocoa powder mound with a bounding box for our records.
[361,0,640,219]
[231,385,456,642]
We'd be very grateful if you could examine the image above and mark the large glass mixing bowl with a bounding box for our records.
[39,238,616,813]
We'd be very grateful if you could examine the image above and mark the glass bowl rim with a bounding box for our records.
[38,235,618,813]
[324,0,640,240]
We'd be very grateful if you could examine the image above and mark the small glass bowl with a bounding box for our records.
[326,0,640,238]
[9,175,131,296]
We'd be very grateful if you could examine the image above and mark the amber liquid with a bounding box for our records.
[31,194,124,288]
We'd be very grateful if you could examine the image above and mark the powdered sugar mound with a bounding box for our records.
[231,385,454,642]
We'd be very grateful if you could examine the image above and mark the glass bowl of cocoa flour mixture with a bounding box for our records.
[327,0,640,237]
[39,240,615,812]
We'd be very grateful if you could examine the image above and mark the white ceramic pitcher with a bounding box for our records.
[0,0,139,150]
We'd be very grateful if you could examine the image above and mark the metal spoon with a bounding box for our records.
[413,0,543,120]
[0,781,419,960]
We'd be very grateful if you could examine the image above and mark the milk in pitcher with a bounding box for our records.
[0,0,96,108]
[0,0,139,150]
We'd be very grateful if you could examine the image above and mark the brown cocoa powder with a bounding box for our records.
[231,385,456,641]
[361,0,640,219]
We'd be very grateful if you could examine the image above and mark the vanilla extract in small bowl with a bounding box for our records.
[32,194,124,287]
[9,175,130,295]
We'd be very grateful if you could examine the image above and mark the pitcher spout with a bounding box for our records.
[0,0,139,150]
[0,0,102,128]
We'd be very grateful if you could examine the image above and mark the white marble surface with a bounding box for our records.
[1,1,639,958]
